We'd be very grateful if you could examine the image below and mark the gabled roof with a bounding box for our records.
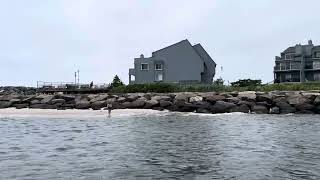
[152,39,189,55]
[283,46,295,53]
[192,44,216,66]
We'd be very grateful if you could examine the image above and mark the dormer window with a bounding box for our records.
[285,53,295,60]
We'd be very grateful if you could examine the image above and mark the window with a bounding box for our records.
[155,63,163,70]
[314,73,320,81]
[315,52,320,58]
[155,73,163,81]
[285,54,295,60]
[141,63,149,70]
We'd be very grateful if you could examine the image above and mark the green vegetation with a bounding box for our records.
[110,75,124,88]
[109,78,320,93]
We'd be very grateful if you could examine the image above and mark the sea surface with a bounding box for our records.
[0,109,320,180]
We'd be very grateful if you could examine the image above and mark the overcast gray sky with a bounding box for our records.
[0,0,319,86]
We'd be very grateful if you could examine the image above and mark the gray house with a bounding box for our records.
[274,40,320,83]
[129,40,216,84]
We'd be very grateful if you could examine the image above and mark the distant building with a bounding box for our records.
[129,40,216,84]
[274,40,320,83]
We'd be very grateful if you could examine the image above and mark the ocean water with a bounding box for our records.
[0,109,320,180]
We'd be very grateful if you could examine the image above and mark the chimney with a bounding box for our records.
[308,40,313,45]
[140,54,144,58]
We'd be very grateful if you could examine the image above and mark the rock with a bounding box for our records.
[21,96,36,103]
[287,94,310,105]
[272,97,287,104]
[256,101,272,108]
[252,105,269,114]
[0,95,20,101]
[159,100,173,107]
[106,98,117,103]
[174,93,195,102]
[126,94,140,102]
[256,94,273,104]
[238,91,256,101]
[57,95,75,102]
[9,99,21,104]
[110,102,125,109]
[270,107,280,114]
[210,101,236,114]
[151,95,171,101]
[276,102,296,114]
[40,95,54,104]
[137,97,148,101]
[51,99,66,104]
[117,97,127,103]
[30,99,40,105]
[13,103,29,109]
[230,104,250,113]
[75,100,91,109]
[314,96,320,105]
[196,108,211,113]
[91,94,109,102]
[295,103,315,111]
[122,100,145,109]
[205,95,226,103]
[296,110,315,114]
[237,101,256,109]
[91,101,107,110]
[230,91,239,97]
[152,106,165,111]
[30,104,57,109]
[314,105,320,114]
[0,101,12,108]
[189,96,203,103]
[144,100,159,109]
[61,104,75,109]
[225,97,240,103]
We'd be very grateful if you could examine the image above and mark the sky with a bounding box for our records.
[0,0,319,86]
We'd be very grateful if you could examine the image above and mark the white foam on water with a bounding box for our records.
[0,108,169,119]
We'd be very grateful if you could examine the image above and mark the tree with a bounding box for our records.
[231,79,262,87]
[213,78,224,85]
[110,75,124,88]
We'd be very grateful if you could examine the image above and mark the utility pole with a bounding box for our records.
[74,72,77,85]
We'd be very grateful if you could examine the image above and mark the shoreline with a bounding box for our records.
[1,91,320,115]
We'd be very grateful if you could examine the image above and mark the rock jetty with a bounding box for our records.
[1,91,320,114]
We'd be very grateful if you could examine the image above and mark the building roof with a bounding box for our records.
[192,43,216,66]
[152,39,189,55]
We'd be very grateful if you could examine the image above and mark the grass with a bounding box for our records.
[110,82,320,93]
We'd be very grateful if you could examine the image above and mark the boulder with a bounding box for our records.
[30,104,57,109]
[75,100,91,109]
[276,102,296,114]
[189,96,203,103]
[295,103,315,112]
[225,97,240,104]
[151,95,171,102]
[287,94,310,105]
[270,107,280,114]
[0,95,20,101]
[91,101,107,110]
[91,94,109,102]
[0,101,12,108]
[314,105,320,114]
[196,108,211,114]
[13,103,29,109]
[296,110,315,114]
[252,105,269,114]
[174,93,195,102]
[230,104,250,113]
[126,94,140,102]
[256,94,273,104]
[272,96,287,104]
[144,100,159,109]
[57,95,75,102]
[117,97,127,103]
[210,101,236,114]
[51,99,66,104]
[205,95,226,103]
[61,104,75,109]
[238,91,256,101]
[21,96,36,103]
[159,100,173,108]
[9,99,21,105]
[314,96,320,105]
[237,101,256,109]
[30,99,40,105]
[122,100,145,109]
[40,95,54,104]
[152,106,165,111]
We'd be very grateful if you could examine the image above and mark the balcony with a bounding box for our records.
[274,64,301,72]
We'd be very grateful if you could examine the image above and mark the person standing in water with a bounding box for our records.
[106,103,113,117]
